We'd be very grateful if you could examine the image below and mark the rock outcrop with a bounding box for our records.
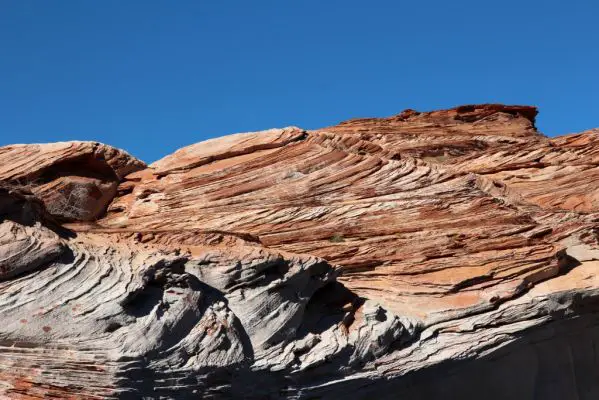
[1,104,599,399]
[0,142,145,221]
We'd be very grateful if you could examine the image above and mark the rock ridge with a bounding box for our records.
[0,104,599,399]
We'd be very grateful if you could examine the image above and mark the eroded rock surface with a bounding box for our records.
[1,104,599,399]
[0,142,145,221]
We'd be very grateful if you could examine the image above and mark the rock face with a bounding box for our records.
[0,104,599,399]
[0,142,145,221]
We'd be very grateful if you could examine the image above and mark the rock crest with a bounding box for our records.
[1,105,599,399]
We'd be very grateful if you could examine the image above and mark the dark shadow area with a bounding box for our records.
[297,281,364,338]
[280,308,599,400]
[0,183,76,238]
[34,153,119,183]
[558,252,581,275]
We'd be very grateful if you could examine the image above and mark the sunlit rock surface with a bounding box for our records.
[1,104,599,399]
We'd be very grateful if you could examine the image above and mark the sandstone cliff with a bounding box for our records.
[1,104,599,399]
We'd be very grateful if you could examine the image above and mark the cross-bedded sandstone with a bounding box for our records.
[1,104,598,399]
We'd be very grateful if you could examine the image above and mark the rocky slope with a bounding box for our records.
[1,104,599,399]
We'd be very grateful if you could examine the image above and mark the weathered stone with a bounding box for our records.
[0,104,599,399]
[0,141,145,221]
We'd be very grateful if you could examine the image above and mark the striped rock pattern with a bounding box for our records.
[1,104,599,399]
[0,142,145,221]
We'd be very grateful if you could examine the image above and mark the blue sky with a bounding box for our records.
[1,1,598,162]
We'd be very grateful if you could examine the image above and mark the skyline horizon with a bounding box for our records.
[3,101,592,163]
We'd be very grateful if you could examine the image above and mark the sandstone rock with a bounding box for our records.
[0,104,598,399]
[0,185,65,281]
[0,141,145,221]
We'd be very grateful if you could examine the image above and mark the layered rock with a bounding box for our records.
[0,142,145,221]
[0,104,599,399]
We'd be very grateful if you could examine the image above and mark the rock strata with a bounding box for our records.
[1,104,599,399]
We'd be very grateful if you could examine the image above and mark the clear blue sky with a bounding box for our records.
[1,1,598,162]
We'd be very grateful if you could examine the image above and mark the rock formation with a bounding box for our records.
[1,104,599,399]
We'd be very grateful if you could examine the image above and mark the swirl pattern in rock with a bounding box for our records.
[1,104,599,399]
